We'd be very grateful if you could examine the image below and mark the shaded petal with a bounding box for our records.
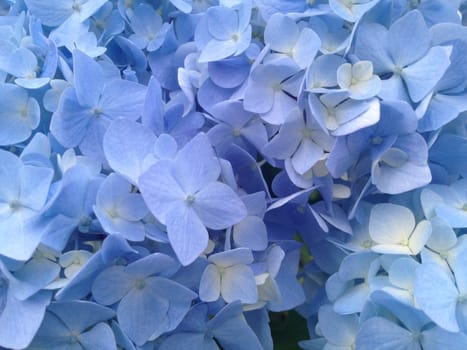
[355,317,415,350]
[233,216,268,251]
[117,286,169,346]
[50,88,93,148]
[79,322,116,350]
[0,290,51,349]
[92,266,134,305]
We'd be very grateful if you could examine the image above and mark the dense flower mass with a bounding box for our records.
[0,0,466,349]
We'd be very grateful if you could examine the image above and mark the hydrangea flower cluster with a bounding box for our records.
[0,0,466,349]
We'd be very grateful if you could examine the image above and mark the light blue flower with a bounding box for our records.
[50,50,146,161]
[0,260,52,349]
[199,247,258,304]
[368,203,432,255]
[160,301,263,350]
[264,13,320,69]
[94,173,148,241]
[354,10,452,102]
[0,83,40,146]
[0,150,53,261]
[139,133,247,265]
[92,253,196,345]
[195,2,252,62]
[29,300,116,350]
[24,0,108,27]
[128,4,170,52]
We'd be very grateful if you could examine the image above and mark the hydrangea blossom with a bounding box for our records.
[0,1,466,349]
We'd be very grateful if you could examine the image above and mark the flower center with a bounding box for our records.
[185,194,196,205]
[8,199,22,211]
[134,278,146,290]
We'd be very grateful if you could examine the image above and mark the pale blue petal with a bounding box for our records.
[354,23,393,73]
[453,252,467,295]
[199,39,238,63]
[23,0,72,26]
[100,80,146,119]
[77,0,108,22]
[170,0,192,13]
[124,253,178,278]
[355,317,416,350]
[161,333,213,350]
[209,302,263,350]
[291,138,323,175]
[221,264,258,304]
[402,46,451,102]
[369,203,415,245]
[20,165,54,211]
[388,10,430,67]
[408,220,432,255]
[50,88,93,148]
[194,182,247,230]
[117,286,169,346]
[73,50,103,108]
[292,28,320,69]
[172,133,220,194]
[372,133,431,194]
[92,266,135,305]
[7,47,37,78]
[414,263,459,332]
[435,204,467,228]
[422,326,467,350]
[199,264,221,302]
[0,150,20,200]
[166,205,209,266]
[0,214,44,261]
[0,290,51,349]
[264,13,299,53]
[104,119,157,185]
[243,81,274,114]
[208,56,250,89]
[388,257,419,290]
[425,216,457,251]
[13,257,60,300]
[207,6,237,41]
[233,216,268,251]
[0,83,40,146]
[144,276,197,336]
[47,301,115,334]
[139,160,185,224]
[318,304,358,346]
[209,247,254,267]
[79,322,116,350]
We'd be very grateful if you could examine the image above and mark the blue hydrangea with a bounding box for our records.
[0,1,465,349]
